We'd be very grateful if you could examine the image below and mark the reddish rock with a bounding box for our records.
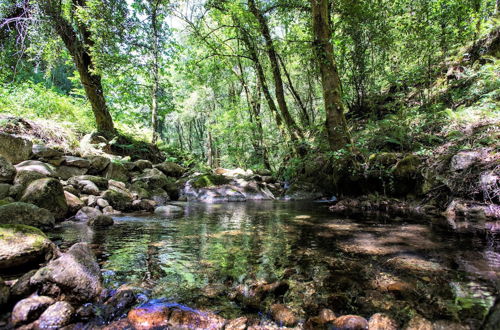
[368,313,397,330]
[333,315,369,330]
[225,316,247,330]
[168,308,225,329]
[405,315,433,330]
[128,304,170,329]
[11,296,55,326]
[270,304,297,327]
[318,308,336,323]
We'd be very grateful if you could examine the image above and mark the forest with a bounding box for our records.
[0,0,499,329]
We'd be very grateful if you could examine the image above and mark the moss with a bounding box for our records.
[0,224,47,240]
[392,154,421,178]
[0,199,11,207]
[191,174,230,188]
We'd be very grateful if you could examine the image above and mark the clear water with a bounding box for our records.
[48,201,500,327]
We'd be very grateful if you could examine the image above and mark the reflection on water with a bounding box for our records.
[48,201,500,327]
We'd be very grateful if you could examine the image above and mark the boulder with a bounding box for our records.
[32,144,62,159]
[55,165,88,180]
[0,183,11,199]
[0,202,55,230]
[150,188,170,206]
[103,206,119,215]
[450,151,481,171]
[0,156,15,183]
[333,315,369,330]
[104,162,129,182]
[130,181,151,200]
[168,307,226,329]
[63,156,91,168]
[132,168,169,189]
[0,133,32,164]
[132,199,156,212]
[68,175,108,190]
[270,304,297,327]
[154,162,185,178]
[13,170,47,189]
[20,178,68,220]
[86,155,111,174]
[15,160,56,177]
[134,159,153,170]
[30,242,103,303]
[87,215,114,227]
[10,269,37,300]
[36,301,74,328]
[0,224,55,270]
[154,205,183,216]
[75,207,102,222]
[10,295,55,327]
[103,189,133,211]
[87,195,98,207]
[97,198,110,208]
[65,191,84,214]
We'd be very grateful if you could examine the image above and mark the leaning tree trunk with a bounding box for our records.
[247,0,304,145]
[38,0,115,134]
[311,0,350,151]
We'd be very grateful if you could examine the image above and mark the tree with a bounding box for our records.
[36,0,115,134]
[311,0,350,151]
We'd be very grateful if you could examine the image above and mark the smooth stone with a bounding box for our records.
[63,156,91,168]
[270,304,297,327]
[10,295,55,326]
[333,315,369,330]
[128,304,170,329]
[97,198,109,208]
[36,301,74,328]
[65,191,84,214]
[15,160,55,177]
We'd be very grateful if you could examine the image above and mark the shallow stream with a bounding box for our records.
[48,201,499,327]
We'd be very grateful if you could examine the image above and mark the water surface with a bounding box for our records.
[48,201,499,327]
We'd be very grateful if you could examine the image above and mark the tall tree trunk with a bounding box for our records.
[151,1,160,143]
[247,0,304,144]
[311,0,350,151]
[38,0,115,134]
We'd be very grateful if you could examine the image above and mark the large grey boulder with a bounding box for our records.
[68,175,108,190]
[75,206,102,222]
[55,165,88,180]
[10,295,55,327]
[154,161,185,178]
[15,160,56,177]
[0,156,15,183]
[102,188,133,211]
[134,159,153,170]
[132,168,169,189]
[20,178,68,220]
[0,224,55,270]
[104,162,129,182]
[0,133,32,164]
[30,242,103,303]
[0,202,55,229]
[32,144,62,159]
[65,191,84,214]
[450,151,481,171]
[86,155,111,174]
[63,156,91,168]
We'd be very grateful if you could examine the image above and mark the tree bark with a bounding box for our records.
[248,0,304,144]
[311,0,350,151]
[38,0,115,134]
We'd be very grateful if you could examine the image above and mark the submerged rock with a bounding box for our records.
[368,313,397,330]
[87,215,114,227]
[75,206,102,222]
[270,304,297,326]
[10,295,55,327]
[128,303,170,329]
[30,242,103,303]
[0,224,55,270]
[154,205,183,216]
[168,307,226,329]
[0,202,55,229]
[20,177,68,220]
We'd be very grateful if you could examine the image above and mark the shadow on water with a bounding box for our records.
[48,201,500,327]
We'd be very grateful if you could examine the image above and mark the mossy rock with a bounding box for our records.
[20,178,68,220]
[191,174,230,189]
[0,224,54,270]
[0,202,55,230]
[102,189,132,211]
[391,154,422,179]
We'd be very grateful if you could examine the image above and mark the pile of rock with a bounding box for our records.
[0,133,188,228]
